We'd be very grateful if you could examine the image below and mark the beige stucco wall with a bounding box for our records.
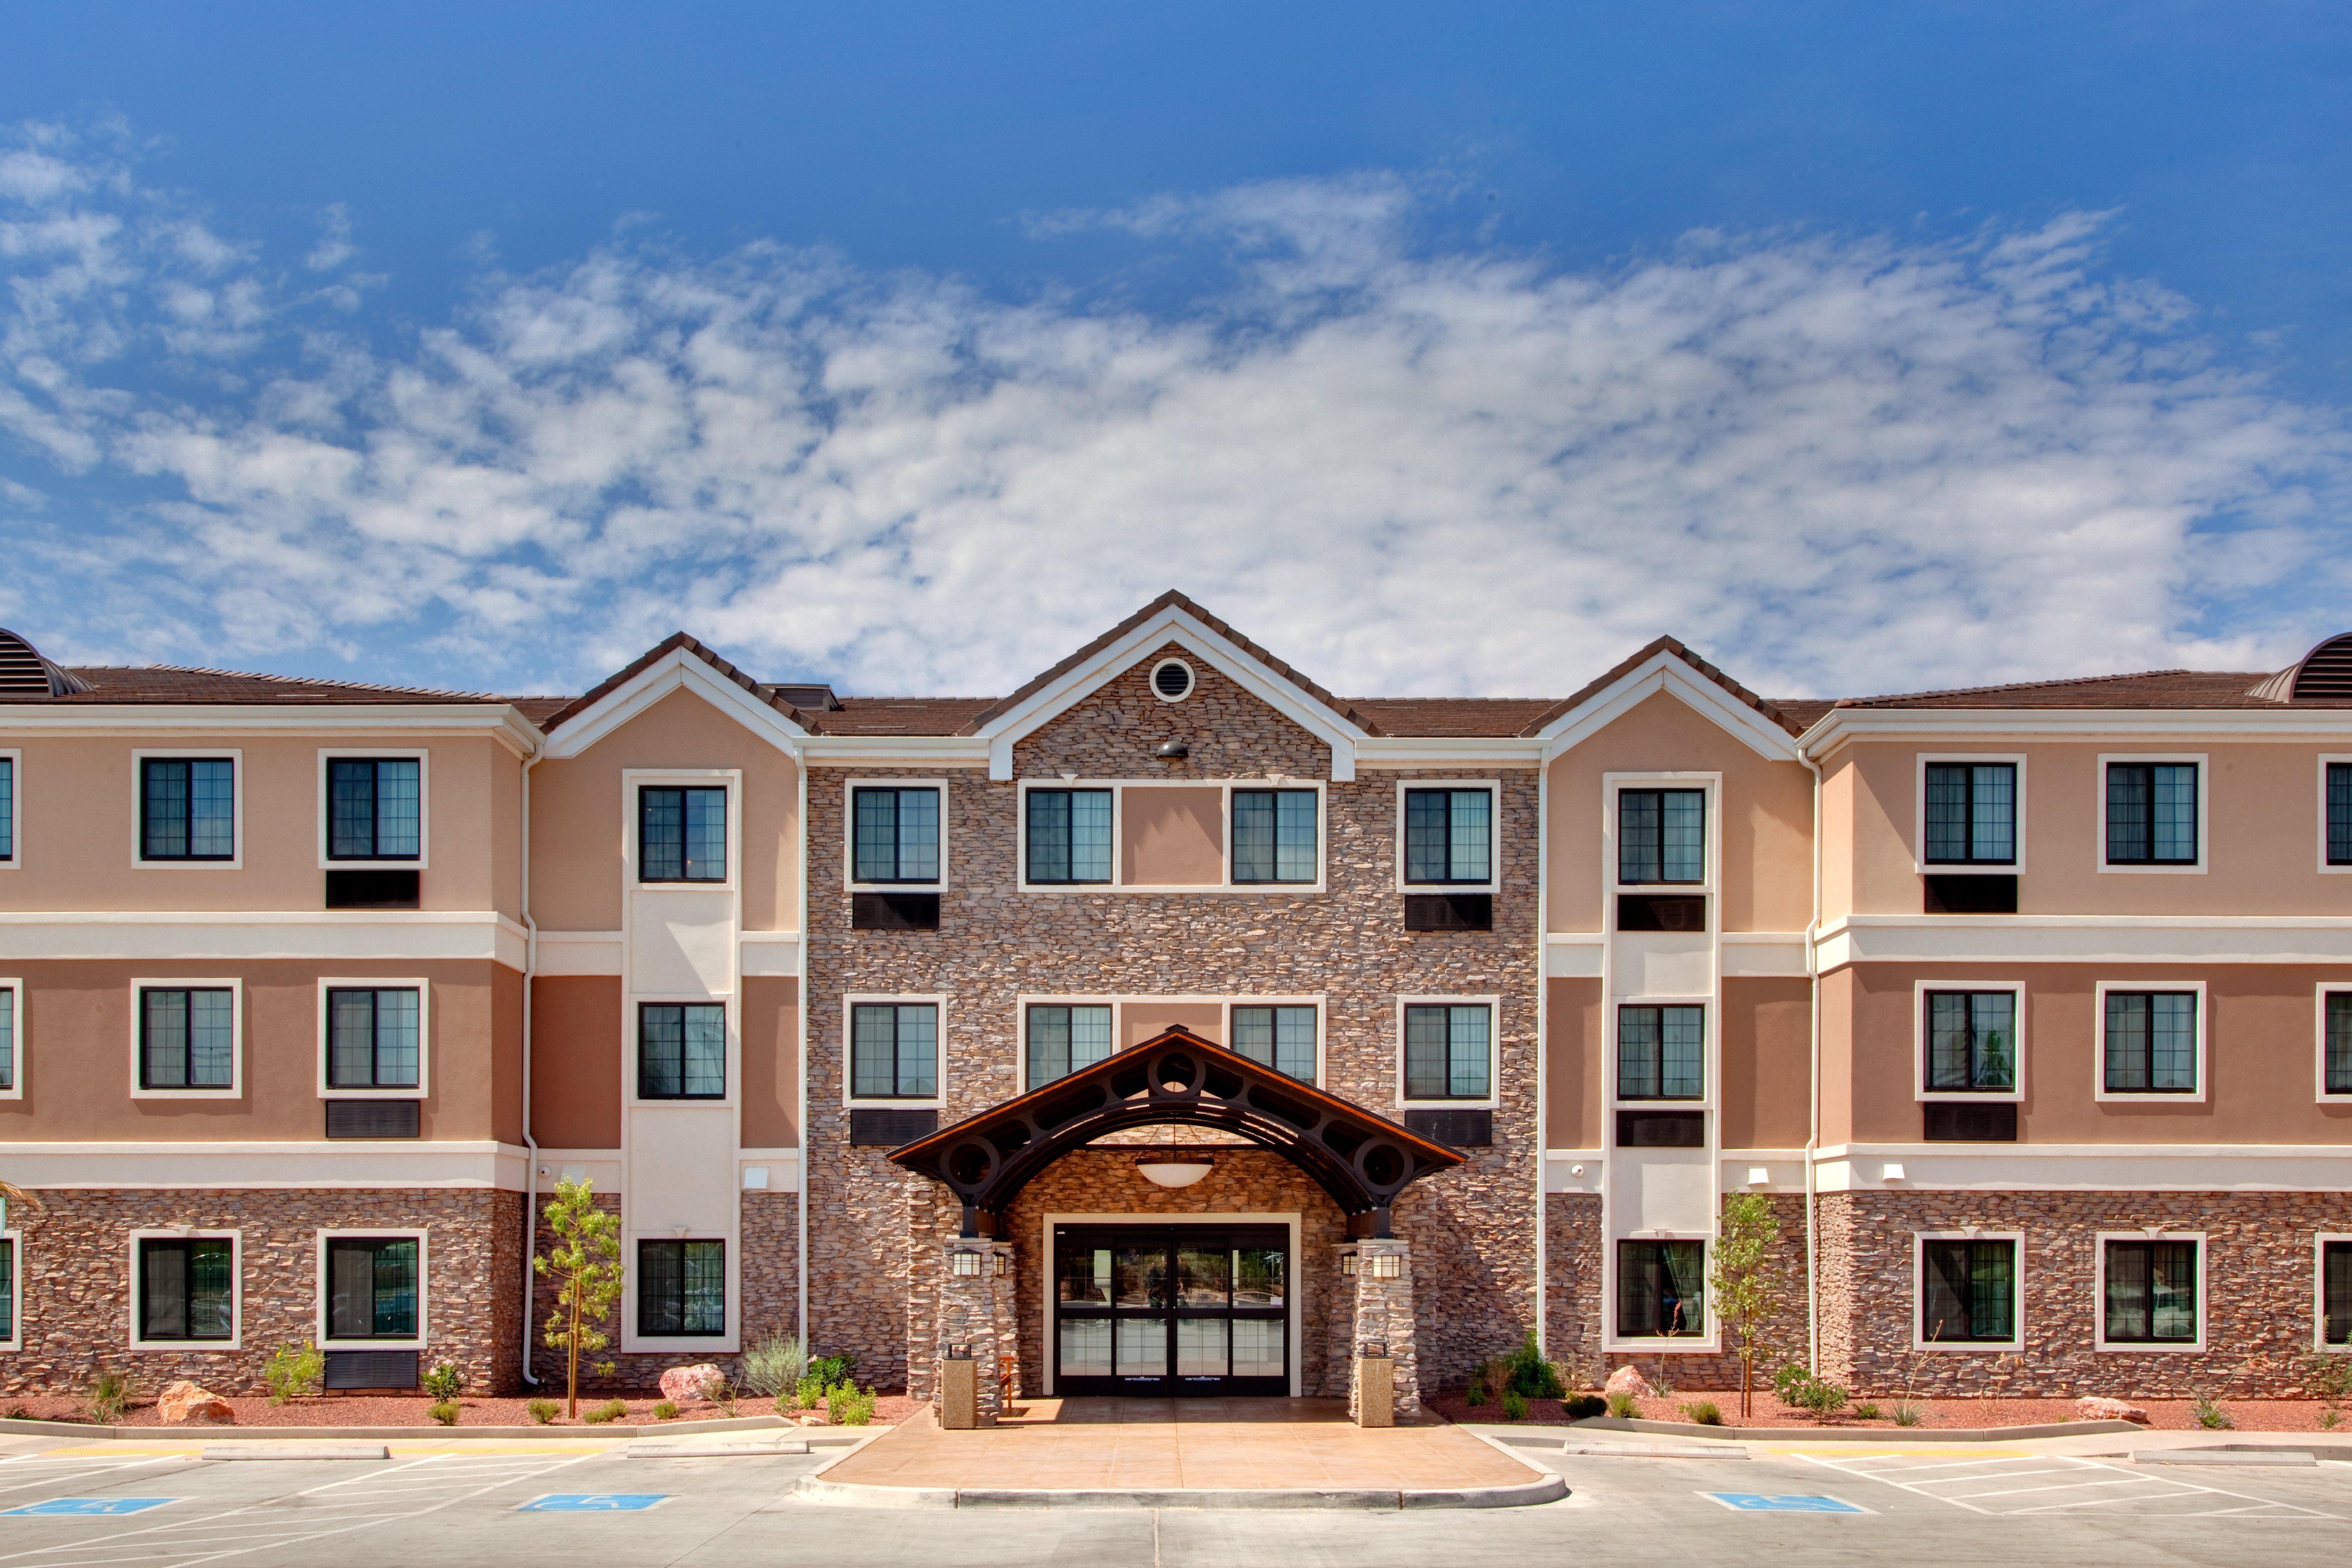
[740,974,800,1149]
[1116,999,1227,1047]
[1718,976,1814,1150]
[1544,977,1604,1149]
[1121,786,1224,886]
[528,975,622,1149]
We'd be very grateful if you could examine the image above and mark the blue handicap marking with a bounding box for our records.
[0,1498,182,1517]
[516,1494,671,1513]
[1702,1492,1869,1514]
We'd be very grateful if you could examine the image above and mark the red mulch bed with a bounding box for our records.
[1,1392,924,1430]
[1424,1390,2352,1434]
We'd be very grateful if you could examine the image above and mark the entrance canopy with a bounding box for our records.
[890,1025,1465,1238]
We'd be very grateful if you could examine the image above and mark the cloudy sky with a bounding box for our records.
[2,5,2347,702]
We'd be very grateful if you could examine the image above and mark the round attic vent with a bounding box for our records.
[1151,658,1194,702]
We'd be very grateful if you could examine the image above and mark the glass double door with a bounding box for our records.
[1053,1224,1289,1397]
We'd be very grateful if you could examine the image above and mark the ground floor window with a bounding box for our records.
[139,1237,234,1341]
[1920,1238,2016,1343]
[0,1237,13,1342]
[2324,1240,2352,1345]
[1616,1239,1704,1338]
[327,1236,418,1340]
[638,1240,725,1336]
[2103,1238,2198,1345]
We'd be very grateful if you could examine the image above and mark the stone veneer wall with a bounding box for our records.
[803,643,1542,1394]
[3,1188,522,1396]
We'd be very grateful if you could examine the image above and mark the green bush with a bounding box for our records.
[1772,1363,1849,1419]
[2192,1392,2233,1431]
[740,1334,809,1401]
[582,1398,628,1424]
[1851,1401,1881,1421]
[807,1354,853,1389]
[420,1363,464,1401]
[1563,1393,1606,1421]
[1464,1371,1489,1408]
[1683,1400,1723,1426]
[794,1373,827,1411]
[653,1399,679,1421]
[87,1371,129,1425]
[1605,1390,1637,1419]
[526,1398,560,1425]
[427,1399,460,1426]
[1502,1333,1566,1399]
[826,1382,877,1426]
[264,1343,325,1406]
[1500,1390,1528,1422]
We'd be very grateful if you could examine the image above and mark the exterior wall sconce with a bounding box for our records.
[1155,740,1190,760]
[952,1250,983,1277]
[1367,1253,1402,1280]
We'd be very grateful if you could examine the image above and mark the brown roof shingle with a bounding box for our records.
[52,666,513,705]
[1831,670,2304,711]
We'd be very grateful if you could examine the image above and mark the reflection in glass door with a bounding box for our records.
[1053,1224,1288,1396]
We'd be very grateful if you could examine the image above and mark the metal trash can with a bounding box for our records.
[1357,1341,1394,1429]
[940,1344,978,1430]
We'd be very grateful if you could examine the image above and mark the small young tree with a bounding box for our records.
[1709,1190,1781,1418]
[533,1175,623,1418]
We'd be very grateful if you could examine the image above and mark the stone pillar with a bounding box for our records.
[934,1240,1017,1423]
[1339,1238,1419,1419]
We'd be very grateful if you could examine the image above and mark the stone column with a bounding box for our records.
[934,1240,1017,1423]
[1339,1238,1420,1419]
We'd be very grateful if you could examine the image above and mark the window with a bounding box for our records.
[1924,763,2016,865]
[0,985,13,1094]
[2106,762,2198,865]
[639,786,726,882]
[2329,993,2352,1095]
[326,987,421,1090]
[327,758,421,860]
[1920,1238,2016,1344]
[850,1002,938,1100]
[638,1003,725,1099]
[0,754,13,861]
[139,1237,234,1341]
[1404,789,1492,885]
[1617,1005,1703,1100]
[2103,1238,2198,1345]
[1027,1004,1113,1088]
[141,757,234,860]
[2325,1240,2352,1346]
[852,787,940,883]
[1027,789,1113,885]
[140,987,235,1090]
[1231,1005,1317,1083]
[638,1240,725,1336]
[1616,1240,1704,1337]
[1925,990,2017,1093]
[1404,1004,1491,1100]
[326,1237,418,1340]
[2103,990,2198,1095]
[1231,790,1318,884]
[2331,763,2352,867]
[0,1237,12,1344]
[1618,789,1705,884]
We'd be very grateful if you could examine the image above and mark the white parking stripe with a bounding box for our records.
[1798,1451,2343,1521]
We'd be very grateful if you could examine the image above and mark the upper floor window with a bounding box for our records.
[1618,789,1704,884]
[2102,1237,2198,1346]
[325,1236,418,1341]
[2105,762,2198,866]
[638,1002,725,1099]
[2102,989,2198,1095]
[1027,789,1113,885]
[142,757,234,861]
[1617,1005,1702,1100]
[2325,992,2352,1096]
[853,787,940,884]
[1231,1005,1317,1083]
[640,786,726,882]
[1924,763,2015,865]
[140,986,235,1090]
[1403,1003,1491,1101]
[1925,990,2016,1093]
[327,987,421,1091]
[328,758,421,860]
[638,1239,725,1336]
[0,754,13,861]
[851,1002,938,1100]
[1027,1003,1113,1088]
[2329,763,2352,867]
[1404,788,1491,885]
[1920,1237,2017,1344]
[1231,790,1317,884]
[139,1236,234,1342]
[0,985,14,1095]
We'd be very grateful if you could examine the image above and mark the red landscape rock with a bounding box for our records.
[156,1380,234,1425]
[2076,1396,2151,1423]
[657,1363,726,1405]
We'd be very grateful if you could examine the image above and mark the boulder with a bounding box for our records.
[1603,1366,1651,1400]
[2075,1395,2151,1424]
[658,1363,726,1405]
[157,1380,234,1425]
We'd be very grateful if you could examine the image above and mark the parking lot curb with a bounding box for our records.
[0,1415,881,1443]
[1566,1416,2148,1444]
[790,1473,1569,1510]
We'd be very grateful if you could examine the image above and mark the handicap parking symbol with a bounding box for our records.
[1701,1492,1870,1514]
[516,1494,672,1513]
[0,1498,182,1517]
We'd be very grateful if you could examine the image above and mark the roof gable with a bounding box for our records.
[1523,636,1802,762]
[538,633,811,760]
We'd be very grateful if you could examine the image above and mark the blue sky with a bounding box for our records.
[1,3,2347,700]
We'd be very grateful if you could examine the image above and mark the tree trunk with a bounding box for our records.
[1741,1343,1752,1419]
[567,1285,582,1418]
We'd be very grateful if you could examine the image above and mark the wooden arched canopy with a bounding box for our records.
[889,1024,1465,1239]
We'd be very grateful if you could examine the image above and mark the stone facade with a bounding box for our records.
[1339,1237,1420,1417]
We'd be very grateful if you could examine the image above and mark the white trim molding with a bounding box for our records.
[315,1227,429,1351]
[314,977,431,1100]
[1536,649,1799,764]
[127,1227,243,1351]
[1911,1230,2026,1353]
[1809,1143,2352,1193]
[0,911,529,970]
[1812,913,2352,969]
[2093,1229,2207,1354]
[540,647,805,763]
[0,1141,532,1191]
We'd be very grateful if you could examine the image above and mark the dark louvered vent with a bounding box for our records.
[2293,634,2352,700]
[0,629,57,697]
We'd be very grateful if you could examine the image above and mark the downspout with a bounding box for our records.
[795,757,810,1345]
[518,746,544,1386]
[1799,744,1824,1375]
[1534,751,1549,1355]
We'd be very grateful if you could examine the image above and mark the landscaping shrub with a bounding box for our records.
[826,1382,877,1426]
[421,1363,464,1401]
[527,1398,560,1425]
[1772,1364,1848,1420]
[2192,1392,2233,1431]
[1563,1393,1606,1421]
[1683,1400,1722,1426]
[582,1399,628,1424]
[427,1400,460,1426]
[793,1373,827,1411]
[1851,1402,1881,1421]
[1464,1369,1489,1408]
[264,1343,324,1406]
[1500,1390,1528,1422]
[88,1371,129,1425]
[1502,1333,1565,1400]
[807,1354,853,1388]
[1890,1402,1923,1428]
[653,1400,679,1421]
[1605,1391,1637,1419]
[741,1334,808,1402]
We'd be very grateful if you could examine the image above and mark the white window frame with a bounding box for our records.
[1911,1230,2025,1352]
[2316,1232,2352,1354]
[1394,779,1502,895]
[0,978,21,1101]
[843,993,949,1109]
[1604,772,1720,898]
[628,994,735,1110]
[1608,996,1714,1111]
[315,979,431,1100]
[0,747,20,871]
[1913,980,2027,1104]
[2319,755,2352,874]
[1913,753,2027,875]
[2318,984,2352,1101]
[625,768,741,891]
[1015,994,1329,1092]
[2096,752,2208,875]
[2092,979,2207,1103]
[315,749,431,870]
[2093,1230,2207,1353]
[315,1227,429,1351]
[1395,994,1501,1111]
[128,979,244,1100]
[131,748,244,870]
[0,1229,20,1352]
[1606,1233,1719,1353]
[127,1228,243,1349]
[842,778,950,892]
[1015,778,1328,895]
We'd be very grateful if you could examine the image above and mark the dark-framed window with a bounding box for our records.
[2103,1238,2198,1344]
[1926,990,2017,1093]
[852,787,940,883]
[1618,789,1704,884]
[1231,789,1318,884]
[1616,1239,1704,1337]
[1026,788,1114,885]
[1404,788,1492,885]
[139,1236,234,1341]
[141,757,235,860]
[2325,1240,2352,1346]
[326,987,421,1090]
[638,1002,725,1099]
[326,1236,418,1340]
[139,987,234,1090]
[1617,1005,1702,1100]
[2106,762,2198,865]
[2331,764,2352,867]
[327,758,421,860]
[2103,990,2197,1094]
[851,1002,938,1099]
[1404,1003,1491,1100]
[1925,762,2016,865]
[638,1239,725,1336]
[0,755,13,860]
[2328,992,2352,1095]
[0,985,13,1094]
[1026,1003,1113,1089]
[1921,1238,2016,1343]
[1231,1005,1317,1083]
[639,786,727,882]
[0,1237,12,1342]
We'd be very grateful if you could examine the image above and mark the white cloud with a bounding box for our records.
[0,124,2346,701]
